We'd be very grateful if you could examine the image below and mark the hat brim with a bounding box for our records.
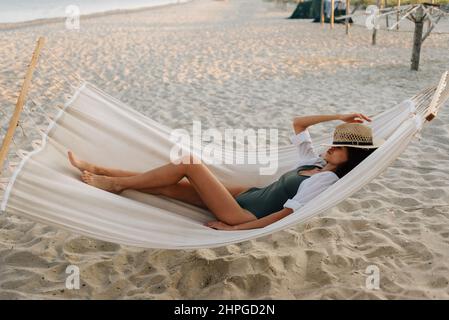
[320,138,385,149]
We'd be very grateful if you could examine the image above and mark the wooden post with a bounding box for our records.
[411,6,425,71]
[345,0,350,35]
[0,37,45,173]
[320,0,325,26]
[385,0,389,28]
[372,0,380,45]
[330,0,335,29]
[396,0,401,30]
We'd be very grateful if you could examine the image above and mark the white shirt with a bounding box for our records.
[283,129,339,211]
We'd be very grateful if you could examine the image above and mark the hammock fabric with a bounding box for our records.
[0,82,442,249]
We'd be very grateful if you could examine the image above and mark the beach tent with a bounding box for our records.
[290,0,352,23]
[1,38,448,249]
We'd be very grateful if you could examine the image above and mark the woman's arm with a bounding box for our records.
[205,207,294,231]
[293,113,372,134]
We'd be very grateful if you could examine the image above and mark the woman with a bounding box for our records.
[68,113,381,231]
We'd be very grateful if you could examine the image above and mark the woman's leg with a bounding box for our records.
[139,180,207,208]
[69,151,248,206]
[80,155,257,225]
[69,151,249,216]
[69,151,139,177]
[140,180,248,209]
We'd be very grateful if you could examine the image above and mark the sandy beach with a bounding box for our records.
[1,0,449,299]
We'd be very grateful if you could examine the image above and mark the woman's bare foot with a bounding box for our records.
[68,151,98,174]
[81,171,123,193]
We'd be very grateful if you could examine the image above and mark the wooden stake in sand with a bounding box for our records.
[320,0,325,26]
[0,37,45,174]
[345,0,350,35]
[411,6,425,71]
[396,0,401,30]
[385,0,389,28]
[372,0,381,45]
[330,0,335,29]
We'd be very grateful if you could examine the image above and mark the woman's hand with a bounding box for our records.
[339,113,372,123]
[204,220,235,231]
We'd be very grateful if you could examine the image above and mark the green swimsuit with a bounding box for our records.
[235,164,321,219]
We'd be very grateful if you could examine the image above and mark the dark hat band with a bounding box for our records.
[332,140,374,146]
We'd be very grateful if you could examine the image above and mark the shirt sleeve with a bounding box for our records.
[290,129,325,167]
[283,172,339,211]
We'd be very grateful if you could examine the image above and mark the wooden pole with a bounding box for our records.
[0,37,45,173]
[320,0,325,26]
[411,6,425,71]
[396,0,401,30]
[345,0,350,35]
[372,0,380,45]
[385,0,389,28]
[331,0,335,29]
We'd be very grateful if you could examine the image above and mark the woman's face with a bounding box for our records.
[324,146,349,165]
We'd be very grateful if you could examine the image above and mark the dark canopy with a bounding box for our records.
[289,0,353,24]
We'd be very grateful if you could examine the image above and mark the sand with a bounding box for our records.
[0,0,449,299]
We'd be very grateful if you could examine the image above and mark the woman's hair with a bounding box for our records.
[334,147,377,179]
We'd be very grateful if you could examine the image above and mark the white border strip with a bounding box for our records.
[0,82,87,213]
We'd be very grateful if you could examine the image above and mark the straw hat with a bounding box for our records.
[321,123,384,149]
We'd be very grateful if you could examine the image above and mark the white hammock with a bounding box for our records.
[0,75,448,249]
